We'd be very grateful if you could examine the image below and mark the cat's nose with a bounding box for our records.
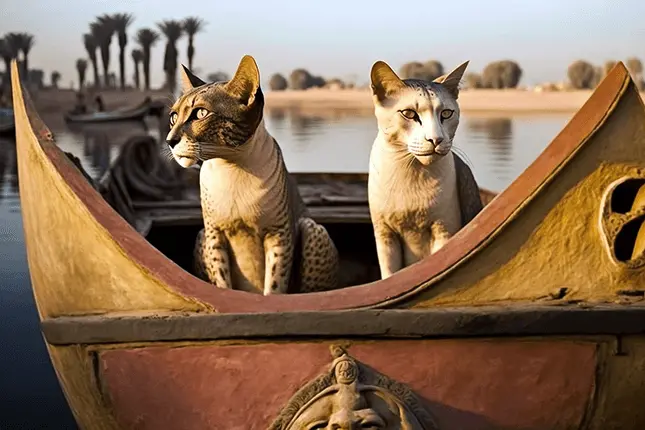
[431,137,444,145]
[166,137,180,148]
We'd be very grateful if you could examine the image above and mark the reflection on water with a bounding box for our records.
[466,118,514,185]
[0,109,572,428]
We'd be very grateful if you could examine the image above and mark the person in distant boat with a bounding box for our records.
[70,92,87,115]
[95,94,105,112]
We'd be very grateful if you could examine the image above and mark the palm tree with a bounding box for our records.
[8,33,35,76]
[92,15,116,88]
[182,17,205,70]
[0,35,19,84]
[0,38,16,85]
[76,59,88,89]
[51,71,61,88]
[157,20,184,94]
[135,28,160,91]
[83,33,100,88]
[131,49,143,89]
[111,13,134,90]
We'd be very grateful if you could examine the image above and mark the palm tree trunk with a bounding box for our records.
[187,37,195,70]
[91,59,100,88]
[143,47,151,91]
[119,44,126,90]
[100,45,110,88]
[23,54,29,76]
[78,70,86,89]
[134,62,140,90]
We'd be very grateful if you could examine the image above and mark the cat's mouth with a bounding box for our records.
[174,154,198,168]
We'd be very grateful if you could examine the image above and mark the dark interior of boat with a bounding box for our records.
[145,221,382,290]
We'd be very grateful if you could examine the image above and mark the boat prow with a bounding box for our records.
[13,57,645,429]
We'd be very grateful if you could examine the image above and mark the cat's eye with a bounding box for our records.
[440,109,454,120]
[169,111,178,125]
[195,108,209,119]
[400,109,418,120]
[307,421,327,430]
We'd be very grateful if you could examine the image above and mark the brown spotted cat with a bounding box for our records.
[166,55,339,295]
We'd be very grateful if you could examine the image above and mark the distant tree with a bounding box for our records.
[131,49,143,89]
[269,73,288,91]
[464,73,482,89]
[83,33,100,88]
[289,68,313,90]
[92,15,116,88]
[183,17,206,70]
[0,38,16,85]
[325,78,345,90]
[626,57,644,91]
[76,59,88,89]
[482,60,522,89]
[111,13,134,90]
[158,20,184,94]
[28,69,44,89]
[423,60,444,81]
[135,28,160,91]
[399,60,444,81]
[567,60,596,89]
[309,75,326,88]
[51,71,61,88]
[206,71,229,82]
[10,33,34,76]
[603,60,617,77]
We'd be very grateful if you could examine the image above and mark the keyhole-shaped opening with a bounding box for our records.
[614,215,645,262]
[610,178,645,213]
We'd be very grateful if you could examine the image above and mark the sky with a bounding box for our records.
[3,0,645,88]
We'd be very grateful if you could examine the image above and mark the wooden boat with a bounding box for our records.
[63,97,153,124]
[0,107,15,137]
[12,57,645,429]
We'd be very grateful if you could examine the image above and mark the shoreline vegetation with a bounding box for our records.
[30,88,645,121]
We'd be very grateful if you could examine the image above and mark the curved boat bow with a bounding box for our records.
[12,58,645,429]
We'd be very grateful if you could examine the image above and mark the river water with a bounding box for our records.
[0,108,572,428]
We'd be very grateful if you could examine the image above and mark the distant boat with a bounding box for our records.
[11,57,645,429]
[63,98,153,124]
[0,108,15,137]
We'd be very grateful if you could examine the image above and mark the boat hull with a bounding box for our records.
[63,100,151,123]
[11,57,645,429]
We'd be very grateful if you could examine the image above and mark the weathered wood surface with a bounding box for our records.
[12,60,645,429]
[41,305,645,345]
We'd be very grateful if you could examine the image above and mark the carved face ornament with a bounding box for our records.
[270,346,438,430]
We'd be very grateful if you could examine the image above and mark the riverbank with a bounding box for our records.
[263,88,634,114]
[27,87,644,119]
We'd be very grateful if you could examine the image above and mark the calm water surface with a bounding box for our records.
[0,109,571,428]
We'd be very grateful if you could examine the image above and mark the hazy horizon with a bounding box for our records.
[5,0,645,88]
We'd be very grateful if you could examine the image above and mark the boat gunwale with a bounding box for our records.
[40,304,645,345]
[12,60,634,313]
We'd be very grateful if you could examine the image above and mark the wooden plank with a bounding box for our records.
[40,304,645,345]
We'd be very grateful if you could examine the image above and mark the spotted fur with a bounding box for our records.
[167,55,339,294]
[368,60,483,279]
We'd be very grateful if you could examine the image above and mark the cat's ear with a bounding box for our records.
[225,55,260,105]
[434,61,469,99]
[370,61,405,104]
[180,64,206,93]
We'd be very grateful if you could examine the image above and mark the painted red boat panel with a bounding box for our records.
[99,340,597,429]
